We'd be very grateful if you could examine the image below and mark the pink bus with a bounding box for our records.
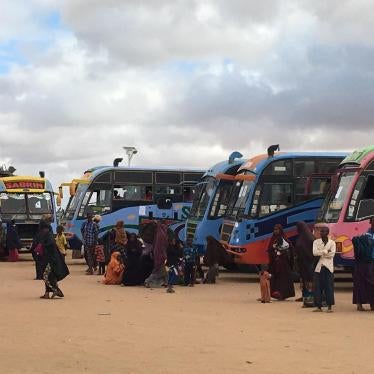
[316,145,374,269]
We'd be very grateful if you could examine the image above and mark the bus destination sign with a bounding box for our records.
[4,180,45,190]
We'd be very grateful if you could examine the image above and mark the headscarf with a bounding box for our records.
[152,221,168,270]
[268,224,289,251]
[115,220,127,246]
[295,222,314,259]
[103,252,124,285]
[126,233,143,253]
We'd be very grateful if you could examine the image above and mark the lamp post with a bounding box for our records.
[123,146,138,167]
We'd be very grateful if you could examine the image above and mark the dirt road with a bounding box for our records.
[0,258,372,374]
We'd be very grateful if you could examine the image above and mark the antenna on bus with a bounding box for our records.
[39,171,45,178]
[228,151,243,164]
[267,144,280,158]
[113,158,123,167]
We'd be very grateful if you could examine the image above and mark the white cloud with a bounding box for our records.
[1,0,374,193]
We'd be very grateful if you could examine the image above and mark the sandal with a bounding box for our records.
[40,293,50,299]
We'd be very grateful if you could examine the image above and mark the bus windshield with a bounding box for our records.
[320,171,356,223]
[0,192,53,220]
[226,172,256,219]
[208,180,234,218]
[63,184,86,220]
[189,177,216,219]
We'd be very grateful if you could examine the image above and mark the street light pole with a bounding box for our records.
[123,146,138,167]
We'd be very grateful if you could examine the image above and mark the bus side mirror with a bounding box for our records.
[59,186,64,199]
[356,199,374,221]
[56,194,62,207]
[69,183,76,197]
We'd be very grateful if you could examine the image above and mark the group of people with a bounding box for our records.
[2,211,373,310]
[259,219,374,313]
[79,213,232,292]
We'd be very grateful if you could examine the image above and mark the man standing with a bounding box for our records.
[313,226,336,313]
[81,213,99,275]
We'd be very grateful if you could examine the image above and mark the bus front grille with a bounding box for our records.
[220,222,235,243]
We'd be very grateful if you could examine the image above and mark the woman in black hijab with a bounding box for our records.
[39,221,69,299]
[122,233,144,286]
[294,221,315,307]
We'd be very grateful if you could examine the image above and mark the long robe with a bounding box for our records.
[295,221,315,306]
[41,231,70,282]
[144,222,168,288]
[122,238,145,286]
[268,226,295,300]
[352,234,374,305]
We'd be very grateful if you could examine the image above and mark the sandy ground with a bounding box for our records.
[0,256,373,374]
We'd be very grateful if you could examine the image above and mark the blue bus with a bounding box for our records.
[59,165,204,240]
[0,174,57,251]
[185,152,245,253]
[219,151,347,265]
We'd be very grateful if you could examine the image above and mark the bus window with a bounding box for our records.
[294,161,315,177]
[155,185,182,203]
[318,160,341,174]
[183,173,203,183]
[190,177,215,218]
[114,186,148,201]
[263,160,292,176]
[114,171,153,184]
[355,174,374,220]
[295,177,330,204]
[79,190,111,216]
[259,183,293,217]
[295,179,308,203]
[155,172,182,185]
[0,193,27,219]
[360,175,374,200]
[322,172,355,222]
[94,171,112,183]
[183,186,196,202]
[208,181,232,218]
[346,176,365,220]
[27,193,53,218]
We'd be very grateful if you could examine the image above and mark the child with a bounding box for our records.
[95,243,106,275]
[259,264,272,303]
[56,225,68,259]
[183,238,197,287]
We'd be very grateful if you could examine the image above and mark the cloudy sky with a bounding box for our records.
[1,0,374,191]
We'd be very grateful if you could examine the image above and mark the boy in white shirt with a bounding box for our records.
[313,226,336,313]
